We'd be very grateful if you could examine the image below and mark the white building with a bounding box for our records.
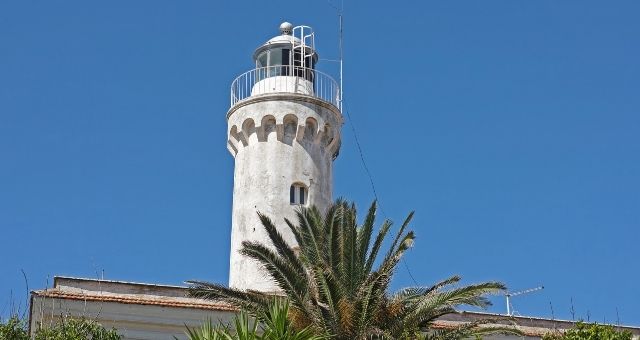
[29,276,640,340]
[28,22,640,340]
[226,22,342,292]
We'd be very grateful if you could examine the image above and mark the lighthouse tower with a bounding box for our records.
[226,22,343,292]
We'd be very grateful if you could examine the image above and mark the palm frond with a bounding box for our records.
[401,282,506,331]
[180,319,233,340]
[257,212,305,274]
[186,281,269,314]
[392,276,461,302]
[364,219,392,274]
[240,242,309,310]
[294,208,325,268]
[356,201,377,280]
[377,231,416,276]
[383,211,415,264]
[424,319,523,340]
[311,266,345,334]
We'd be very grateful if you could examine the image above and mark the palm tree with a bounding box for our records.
[180,299,324,340]
[189,200,512,339]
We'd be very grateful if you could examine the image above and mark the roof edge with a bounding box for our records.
[53,276,189,290]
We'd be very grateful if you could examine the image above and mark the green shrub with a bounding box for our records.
[34,317,121,340]
[0,316,29,340]
[181,300,326,340]
[543,321,632,340]
[1,315,121,340]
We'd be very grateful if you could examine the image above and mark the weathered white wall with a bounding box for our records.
[251,77,314,96]
[30,296,235,340]
[226,94,342,292]
[29,278,237,340]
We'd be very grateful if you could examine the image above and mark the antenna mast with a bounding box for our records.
[325,0,344,110]
[339,12,343,110]
[338,0,344,110]
[505,286,544,316]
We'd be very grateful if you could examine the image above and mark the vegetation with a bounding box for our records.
[0,316,29,340]
[0,315,120,340]
[189,200,513,339]
[34,317,121,340]
[181,299,325,340]
[543,322,633,340]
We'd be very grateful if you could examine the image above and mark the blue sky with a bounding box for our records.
[1,0,639,325]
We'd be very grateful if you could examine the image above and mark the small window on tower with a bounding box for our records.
[290,183,308,205]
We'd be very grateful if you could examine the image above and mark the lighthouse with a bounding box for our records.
[226,22,343,292]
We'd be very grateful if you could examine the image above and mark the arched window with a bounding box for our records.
[290,183,307,205]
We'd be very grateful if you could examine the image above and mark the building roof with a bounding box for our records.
[32,276,235,312]
[438,311,640,337]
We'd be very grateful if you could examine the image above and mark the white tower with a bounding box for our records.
[227,22,343,292]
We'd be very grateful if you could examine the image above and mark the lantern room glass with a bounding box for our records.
[255,47,315,81]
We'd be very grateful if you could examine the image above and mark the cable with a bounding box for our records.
[330,0,420,287]
[343,105,382,212]
[343,101,419,287]
[403,257,419,286]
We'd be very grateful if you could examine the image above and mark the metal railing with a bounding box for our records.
[230,66,341,110]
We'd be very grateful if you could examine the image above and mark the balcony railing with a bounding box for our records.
[230,66,341,110]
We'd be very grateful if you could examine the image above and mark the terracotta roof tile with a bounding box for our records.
[33,289,237,312]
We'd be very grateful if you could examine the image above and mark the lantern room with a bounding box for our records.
[253,22,317,78]
[230,22,341,110]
